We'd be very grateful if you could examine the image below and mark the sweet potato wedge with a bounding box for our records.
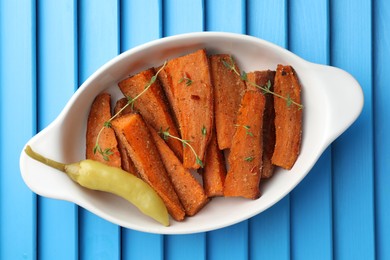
[209,54,246,150]
[113,98,139,177]
[202,129,226,197]
[224,90,265,199]
[118,68,183,161]
[86,92,121,168]
[247,70,276,178]
[272,65,302,170]
[111,113,185,221]
[157,49,213,169]
[148,126,209,216]
[113,97,133,116]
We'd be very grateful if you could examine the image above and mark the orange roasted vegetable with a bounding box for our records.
[86,92,121,167]
[111,113,185,221]
[158,49,213,169]
[224,90,265,199]
[272,65,302,170]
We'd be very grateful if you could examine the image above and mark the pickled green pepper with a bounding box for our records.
[25,145,169,226]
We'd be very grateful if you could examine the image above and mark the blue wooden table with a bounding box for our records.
[1,0,388,259]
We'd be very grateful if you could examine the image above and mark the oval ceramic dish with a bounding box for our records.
[19,32,363,234]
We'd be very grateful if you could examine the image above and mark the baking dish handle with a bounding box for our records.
[315,64,364,144]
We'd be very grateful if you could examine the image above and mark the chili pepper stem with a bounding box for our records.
[25,145,66,172]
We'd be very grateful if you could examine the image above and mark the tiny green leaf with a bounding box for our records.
[104,148,113,156]
[240,71,248,81]
[179,75,192,86]
[266,80,272,90]
[221,58,232,70]
[244,156,254,162]
[150,75,157,84]
[196,157,204,168]
[259,80,272,95]
[236,124,254,136]
[93,144,113,161]
[158,127,170,140]
[201,125,207,136]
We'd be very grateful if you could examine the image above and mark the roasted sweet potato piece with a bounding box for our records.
[247,70,276,178]
[112,98,139,177]
[148,126,209,216]
[272,65,302,170]
[111,113,185,221]
[224,90,265,199]
[113,97,133,116]
[157,49,213,169]
[86,92,121,168]
[202,129,226,197]
[209,54,246,150]
[118,68,183,161]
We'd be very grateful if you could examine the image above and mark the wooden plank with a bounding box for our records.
[121,231,163,260]
[120,0,162,50]
[247,0,287,47]
[36,1,78,259]
[288,0,333,259]
[291,153,332,260]
[249,199,290,260]
[120,1,164,259]
[0,0,37,259]
[162,1,206,259]
[373,0,390,259]
[207,222,248,260]
[163,0,204,35]
[246,1,290,259]
[204,0,245,33]
[165,233,206,260]
[78,0,121,259]
[204,1,248,260]
[330,0,375,259]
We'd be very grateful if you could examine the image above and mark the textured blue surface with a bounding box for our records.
[36,1,78,259]
[331,1,375,259]
[289,1,332,259]
[0,1,37,259]
[374,1,390,259]
[1,0,385,259]
[78,0,121,259]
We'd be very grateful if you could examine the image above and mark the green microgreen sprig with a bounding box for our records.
[93,61,167,160]
[221,56,303,110]
[178,74,192,86]
[201,125,207,136]
[235,124,254,137]
[158,127,204,168]
[244,156,254,162]
[93,146,114,161]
